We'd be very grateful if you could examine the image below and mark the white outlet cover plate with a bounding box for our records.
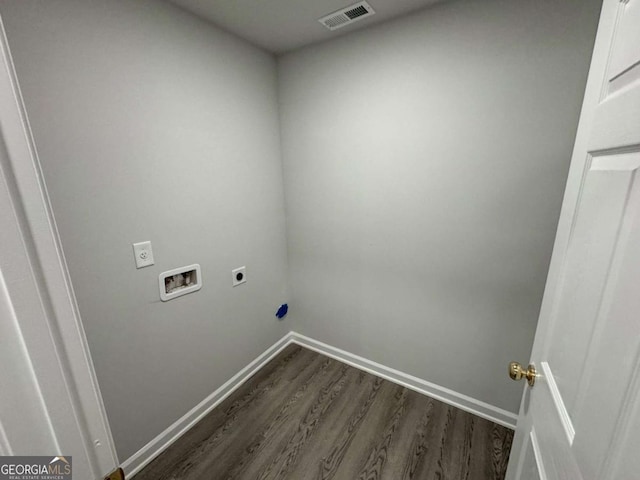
[232,266,247,286]
[133,241,154,268]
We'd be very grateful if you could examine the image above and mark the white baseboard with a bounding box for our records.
[121,330,517,476]
[120,332,295,477]
[289,332,518,430]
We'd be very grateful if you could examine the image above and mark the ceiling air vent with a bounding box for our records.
[319,1,376,31]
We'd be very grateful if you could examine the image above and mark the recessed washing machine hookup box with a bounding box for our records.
[159,264,202,301]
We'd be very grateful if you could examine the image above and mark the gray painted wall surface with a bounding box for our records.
[0,0,290,460]
[278,0,601,413]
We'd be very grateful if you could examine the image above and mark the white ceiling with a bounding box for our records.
[167,0,445,54]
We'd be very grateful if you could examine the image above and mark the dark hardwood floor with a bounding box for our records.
[133,345,514,480]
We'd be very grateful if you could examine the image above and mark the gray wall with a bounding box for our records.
[0,0,290,460]
[278,0,601,413]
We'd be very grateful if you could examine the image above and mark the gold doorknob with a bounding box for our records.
[509,361,537,387]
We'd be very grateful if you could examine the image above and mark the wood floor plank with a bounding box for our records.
[222,358,346,480]
[313,373,385,480]
[377,390,434,480]
[310,381,410,480]
[133,346,514,480]
[399,396,438,479]
[409,399,453,479]
[183,356,342,479]
[488,422,514,480]
[281,369,385,480]
[220,360,340,479]
[438,406,470,479]
[255,362,351,480]
[355,386,409,479]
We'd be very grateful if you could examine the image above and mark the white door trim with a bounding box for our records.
[0,13,118,478]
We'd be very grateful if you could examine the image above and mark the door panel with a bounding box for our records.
[520,430,546,480]
[528,375,580,479]
[571,161,640,478]
[604,385,640,480]
[607,0,640,93]
[591,1,640,152]
[546,160,634,413]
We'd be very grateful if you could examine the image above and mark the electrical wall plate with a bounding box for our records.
[159,264,202,301]
[232,266,247,287]
[133,241,154,268]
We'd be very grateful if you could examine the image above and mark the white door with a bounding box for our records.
[505,0,640,478]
